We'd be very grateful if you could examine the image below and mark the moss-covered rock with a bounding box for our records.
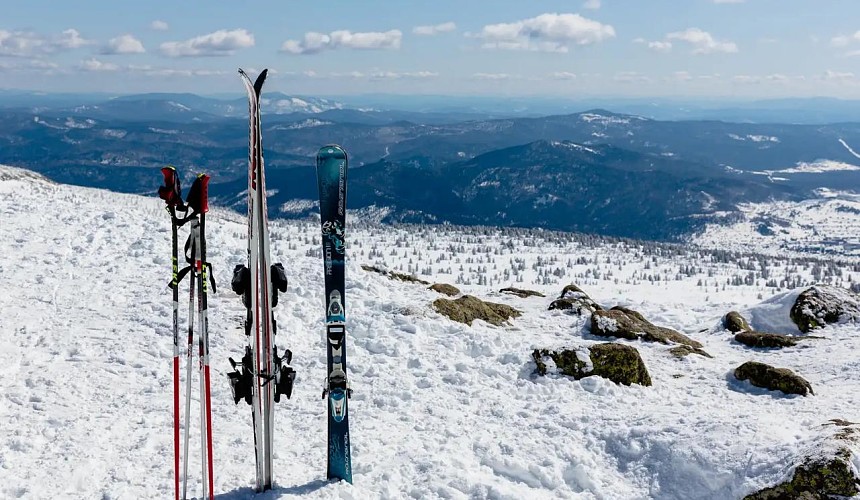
[429,283,460,296]
[669,345,713,358]
[500,287,545,298]
[590,308,703,348]
[734,361,814,396]
[532,343,651,386]
[724,311,752,333]
[790,285,860,333]
[433,295,521,326]
[735,331,799,348]
[743,449,859,499]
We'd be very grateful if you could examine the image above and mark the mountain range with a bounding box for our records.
[2,92,860,240]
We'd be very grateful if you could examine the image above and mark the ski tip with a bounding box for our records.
[316,144,347,161]
[253,69,268,96]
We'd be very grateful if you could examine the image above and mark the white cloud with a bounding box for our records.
[55,29,90,49]
[476,13,615,53]
[80,58,120,72]
[666,28,738,54]
[0,30,45,57]
[647,41,672,52]
[369,70,439,80]
[823,70,855,81]
[583,0,601,10]
[160,29,254,57]
[0,28,92,57]
[832,31,860,47]
[127,65,229,77]
[151,20,169,31]
[670,71,693,81]
[102,34,145,55]
[282,29,402,54]
[472,72,514,80]
[413,22,456,36]
[550,71,577,80]
[614,71,652,83]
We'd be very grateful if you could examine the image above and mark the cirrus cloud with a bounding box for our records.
[160,29,254,57]
[281,29,402,54]
[475,13,615,53]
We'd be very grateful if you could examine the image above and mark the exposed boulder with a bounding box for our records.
[532,343,651,386]
[500,287,545,298]
[724,311,752,333]
[590,307,702,348]
[669,345,713,358]
[559,284,587,299]
[743,449,859,499]
[735,331,799,349]
[790,285,860,333]
[734,361,814,396]
[549,284,602,314]
[429,283,460,296]
[433,295,521,326]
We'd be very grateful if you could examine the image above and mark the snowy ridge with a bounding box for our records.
[693,195,860,257]
[0,170,858,499]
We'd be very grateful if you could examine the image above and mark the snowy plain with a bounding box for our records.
[0,166,858,499]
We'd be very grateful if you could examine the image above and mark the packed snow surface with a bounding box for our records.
[0,166,858,499]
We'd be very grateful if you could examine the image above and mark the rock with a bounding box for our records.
[743,449,858,499]
[548,297,602,315]
[433,295,521,326]
[429,283,460,296]
[735,331,799,348]
[500,287,545,298]
[559,284,587,299]
[724,311,751,333]
[532,343,651,386]
[734,361,814,396]
[790,285,860,333]
[591,308,702,348]
[669,345,713,358]
[362,264,430,285]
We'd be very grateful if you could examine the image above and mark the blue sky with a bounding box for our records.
[2,0,860,98]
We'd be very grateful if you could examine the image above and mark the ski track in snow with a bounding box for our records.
[0,168,858,499]
[840,138,860,160]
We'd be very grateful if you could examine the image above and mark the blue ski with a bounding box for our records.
[315,144,352,483]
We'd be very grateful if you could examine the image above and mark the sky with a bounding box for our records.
[2,0,860,99]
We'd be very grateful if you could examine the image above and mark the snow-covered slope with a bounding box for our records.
[1,166,858,499]
[693,193,860,257]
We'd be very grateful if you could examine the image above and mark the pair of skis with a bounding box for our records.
[228,69,354,489]
[225,68,297,492]
[159,167,216,500]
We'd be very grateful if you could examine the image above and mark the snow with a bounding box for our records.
[693,194,860,257]
[840,138,860,160]
[729,134,780,143]
[0,165,858,499]
[550,141,598,154]
[758,160,860,174]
